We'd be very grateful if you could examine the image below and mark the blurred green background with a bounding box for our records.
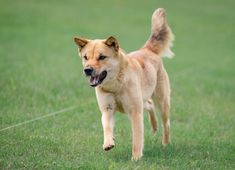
[0,0,234,169]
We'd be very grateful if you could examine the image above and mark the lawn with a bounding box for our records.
[0,0,234,169]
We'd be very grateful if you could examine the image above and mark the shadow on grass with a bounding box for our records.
[111,143,184,163]
[110,140,232,169]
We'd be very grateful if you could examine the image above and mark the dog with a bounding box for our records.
[74,8,174,160]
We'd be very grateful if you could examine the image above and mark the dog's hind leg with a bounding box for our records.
[153,68,171,146]
[144,99,158,133]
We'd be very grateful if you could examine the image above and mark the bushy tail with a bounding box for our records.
[143,8,174,58]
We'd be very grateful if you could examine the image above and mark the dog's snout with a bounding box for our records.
[84,67,94,76]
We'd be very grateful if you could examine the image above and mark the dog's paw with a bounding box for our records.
[131,150,143,161]
[131,154,142,161]
[103,144,114,151]
[103,140,115,151]
[162,139,170,146]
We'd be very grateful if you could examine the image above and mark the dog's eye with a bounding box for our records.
[98,55,107,60]
[83,55,88,60]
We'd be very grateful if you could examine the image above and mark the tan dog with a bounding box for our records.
[74,8,174,160]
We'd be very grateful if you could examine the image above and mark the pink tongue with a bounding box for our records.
[90,76,99,85]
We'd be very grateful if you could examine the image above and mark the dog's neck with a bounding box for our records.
[98,50,128,94]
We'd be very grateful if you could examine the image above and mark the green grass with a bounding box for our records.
[0,0,235,169]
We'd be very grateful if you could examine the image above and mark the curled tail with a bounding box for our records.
[143,8,174,58]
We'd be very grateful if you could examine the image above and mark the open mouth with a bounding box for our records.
[89,70,107,87]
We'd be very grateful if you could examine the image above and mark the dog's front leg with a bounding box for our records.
[101,110,115,151]
[130,110,144,161]
[96,88,115,151]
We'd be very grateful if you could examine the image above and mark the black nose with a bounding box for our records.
[84,67,93,76]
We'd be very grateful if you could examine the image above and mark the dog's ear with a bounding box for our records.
[104,36,119,52]
[74,37,89,50]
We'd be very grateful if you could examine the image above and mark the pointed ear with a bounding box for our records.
[104,36,119,52]
[74,37,89,50]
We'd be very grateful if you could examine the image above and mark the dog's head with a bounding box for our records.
[74,36,121,87]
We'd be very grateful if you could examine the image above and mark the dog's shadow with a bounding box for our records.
[111,140,214,166]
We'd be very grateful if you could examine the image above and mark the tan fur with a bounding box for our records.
[74,8,174,160]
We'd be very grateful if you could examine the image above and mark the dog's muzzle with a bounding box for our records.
[84,67,107,87]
